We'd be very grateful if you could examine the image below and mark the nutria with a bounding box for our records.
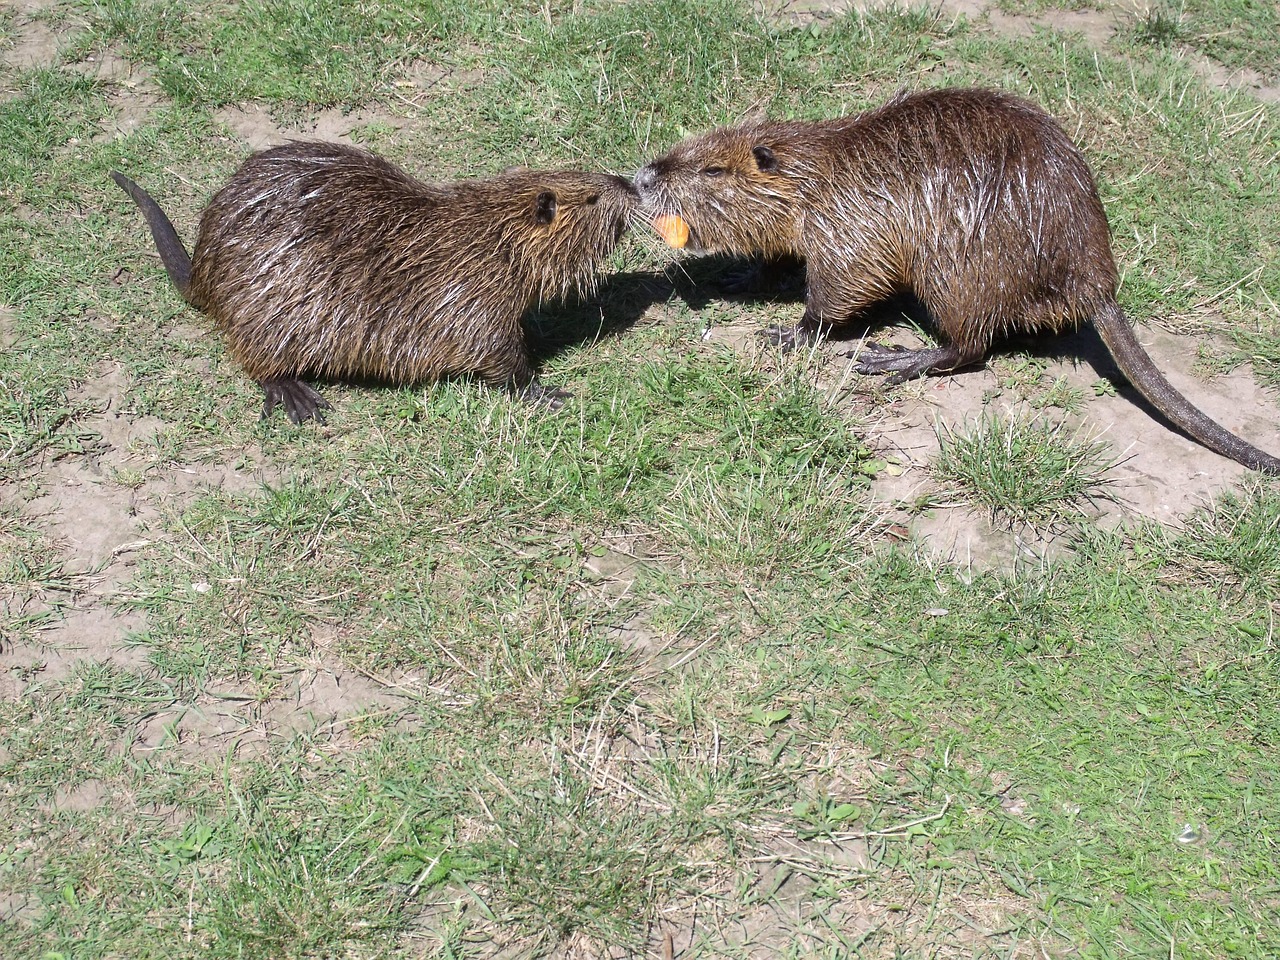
[112,142,637,423]
[636,87,1280,474]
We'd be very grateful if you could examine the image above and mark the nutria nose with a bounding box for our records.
[634,165,657,195]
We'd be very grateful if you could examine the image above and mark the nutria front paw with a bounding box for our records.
[518,380,573,411]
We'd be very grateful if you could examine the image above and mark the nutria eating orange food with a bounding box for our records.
[636,87,1279,473]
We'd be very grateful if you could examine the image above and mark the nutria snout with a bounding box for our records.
[636,87,1280,474]
[112,142,637,423]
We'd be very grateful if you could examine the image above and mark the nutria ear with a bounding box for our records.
[534,190,558,224]
[752,145,777,172]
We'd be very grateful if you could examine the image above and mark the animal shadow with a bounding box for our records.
[527,269,677,362]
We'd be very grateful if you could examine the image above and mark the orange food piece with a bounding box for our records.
[653,214,690,249]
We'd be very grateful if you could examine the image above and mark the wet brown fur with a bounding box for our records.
[112,141,636,422]
[636,87,1280,474]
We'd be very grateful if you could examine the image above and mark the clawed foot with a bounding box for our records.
[518,380,573,411]
[847,342,966,386]
[762,323,821,352]
[260,378,331,424]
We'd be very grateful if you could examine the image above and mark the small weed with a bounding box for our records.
[1091,378,1118,397]
[1033,376,1088,412]
[993,355,1049,395]
[793,795,862,840]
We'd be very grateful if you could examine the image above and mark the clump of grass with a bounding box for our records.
[1170,480,1280,599]
[932,410,1121,526]
[994,0,1105,14]
[0,502,84,644]
[1226,328,1280,392]
[1130,3,1189,48]
[464,761,684,948]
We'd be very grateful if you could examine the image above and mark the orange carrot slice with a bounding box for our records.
[653,214,690,249]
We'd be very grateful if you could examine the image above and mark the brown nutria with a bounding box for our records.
[111,141,637,423]
[635,87,1280,474]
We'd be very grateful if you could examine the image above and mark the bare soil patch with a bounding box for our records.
[133,657,419,761]
[213,102,401,150]
[0,3,60,73]
[3,357,333,744]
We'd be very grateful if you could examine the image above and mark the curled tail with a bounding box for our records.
[1094,302,1280,474]
[110,171,196,305]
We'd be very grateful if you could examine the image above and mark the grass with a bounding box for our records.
[993,0,1105,14]
[2,0,1280,958]
[932,410,1122,526]
[0,505,81,643]
[1126,0,1280,79]
[1130,3,1191,49]
[77,0,511,107]
[1167,479,1280,598]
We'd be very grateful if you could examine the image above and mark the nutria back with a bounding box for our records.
[635,87,1280,473]
[114,141,637,422]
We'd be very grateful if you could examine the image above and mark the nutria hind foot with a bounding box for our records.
[260,378,331,424]
[850,341,971,386]
[517,379,572,411]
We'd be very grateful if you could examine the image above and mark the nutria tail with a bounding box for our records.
[110,171,195,304]
[1094,302,1280,474]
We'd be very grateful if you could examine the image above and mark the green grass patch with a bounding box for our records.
[932,410,1121,526]
[79,0,515,107]
[0,504,79,641]
[121,344,880,684]
[1127,0,1280,79]
[993,0,1105,12]
[1167,479,1280,599]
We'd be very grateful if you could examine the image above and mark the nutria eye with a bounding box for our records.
[586,194,599,205]
[702,166,727,178]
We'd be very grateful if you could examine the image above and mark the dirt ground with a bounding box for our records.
[2,0,1278,953]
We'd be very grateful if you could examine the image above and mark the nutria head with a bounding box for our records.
[634,124,806,256]
[486,169,637,303]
